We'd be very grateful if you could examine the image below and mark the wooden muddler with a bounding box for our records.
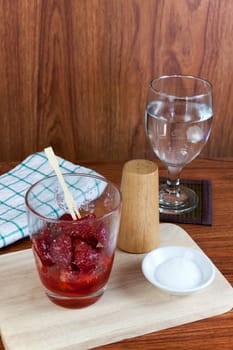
[117,159,160,253]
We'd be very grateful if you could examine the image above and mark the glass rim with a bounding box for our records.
[25,172,122,223]
[149,74,213,100]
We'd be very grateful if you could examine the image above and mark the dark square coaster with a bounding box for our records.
[159,178,212,225]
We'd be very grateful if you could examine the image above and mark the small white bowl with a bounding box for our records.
[142,246,215,296]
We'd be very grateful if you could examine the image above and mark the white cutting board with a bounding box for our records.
[0,223,233,350]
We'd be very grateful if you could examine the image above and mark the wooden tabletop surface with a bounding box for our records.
[1,158,233,350]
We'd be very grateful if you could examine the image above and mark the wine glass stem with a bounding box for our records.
[166,166,182,194]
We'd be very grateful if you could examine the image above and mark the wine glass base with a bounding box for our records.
[159,184,198,215]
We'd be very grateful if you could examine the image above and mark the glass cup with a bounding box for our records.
[25,173,122,308]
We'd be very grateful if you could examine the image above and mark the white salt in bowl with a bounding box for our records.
[142,246,215,296]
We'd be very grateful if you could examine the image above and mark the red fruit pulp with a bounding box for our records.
[32,213,114,308]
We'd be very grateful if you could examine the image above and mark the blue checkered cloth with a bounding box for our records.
[0,152,100,248]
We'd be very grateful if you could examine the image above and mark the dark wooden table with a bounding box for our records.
[1,158,233,349]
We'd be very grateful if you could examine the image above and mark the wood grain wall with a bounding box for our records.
[0,0,232,162]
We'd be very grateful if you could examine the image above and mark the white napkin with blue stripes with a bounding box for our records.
[0,152,100,248]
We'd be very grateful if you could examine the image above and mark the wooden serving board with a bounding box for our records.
[1,223,233,350]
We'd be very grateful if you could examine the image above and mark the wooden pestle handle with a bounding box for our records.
[118,159,160,253]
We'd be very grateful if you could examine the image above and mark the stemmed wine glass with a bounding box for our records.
[145,74,213,214]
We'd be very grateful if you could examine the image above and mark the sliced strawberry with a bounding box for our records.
[33,227,53,266]
[58,269,101,295]
[59,213,73,221]
[71,214,98,246]
[95,221,109,247]
[72,239,102,273]
[50,233,72,268]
